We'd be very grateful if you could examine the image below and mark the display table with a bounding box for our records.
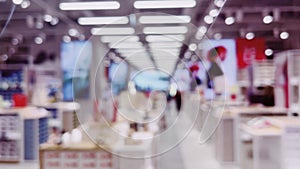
[35,102,80,131]
[214,105,287,164]
[239,117,300,169]
[39,142,112,169]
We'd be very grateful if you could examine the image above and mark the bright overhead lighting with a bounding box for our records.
[149,42,182,48]
[34,36,43,45]
[263,15,273,24]
[209,9,219,17]
[143,26,188,34]
[204,15,214,24]
[195,26,207,39]
[68,28,79,37]
[225,16,235,25]
[109,42,144,49]
[78,16,129,25]
[91,27,135,35]
[139,15,191,24]
[12,0,23,5]
[63,35,71,43]
[50,17,59,25]
[245,32,255,40]
[214,33,222,40]
[101,36,139,43]
[59,1,120,10]
[146,35,185,42]
[21,0,30,8]
[280,31,289,39]
[44,14,53,22]
[214,0,225,8]
[265,49,273,56]
[134,0,196,9]
[188,43,197,51]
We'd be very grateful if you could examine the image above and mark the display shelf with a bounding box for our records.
[0,65,27,103]
[0,107,50,162]
[0,113,22,163]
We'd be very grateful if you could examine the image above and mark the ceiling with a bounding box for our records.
[1,0,300,74]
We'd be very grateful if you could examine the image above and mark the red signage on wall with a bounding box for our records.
[236,38,266,69]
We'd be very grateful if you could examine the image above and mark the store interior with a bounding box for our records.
[1,0,300,169]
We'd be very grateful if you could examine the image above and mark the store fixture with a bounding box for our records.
[214,106,287,164]
[274,50,300,113]
[239,116,300,169]
[0,65,27,104]
[0,107,50,162]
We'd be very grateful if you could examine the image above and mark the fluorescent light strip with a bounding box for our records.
[91,27,135,35]
[134,0,196,9]
[78,16,128,25]
[143,26,188,34]
[109,42,144,49]
[146,35,185,42]
[101,36,139,43]
[139,15,191,24]
[149,42,182,48]
[59,1,120,10]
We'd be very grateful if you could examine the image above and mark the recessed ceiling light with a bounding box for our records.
[50,17,59,25]
[78,16,129,25]
[265,49,273,56]
[68,28,79,37]
[204,15,214,24]
[280,31,289,39]
[188,43,197,51]
[12,0,23,5]
[263,15,273,24]
[139,15,191,24]
[214,0,225,8]
[34,36,43,44]
[209,9,219,17]
[21,0,30,8]
[133,0,196,9]
[44,14,53,22]
[195,26,207,39]
[146,35,185,42]
[101,36,139,43]
[91,27,135,35]
[143,26,188,34]
[63,35,71,43]
[245,32,255,40]
[225,16,235,25]
[214,33,222,40]
[59,1,120,10]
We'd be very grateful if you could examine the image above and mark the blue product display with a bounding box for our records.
[24,119,37,160]
[39,117,49,144]
[0,70,24,101]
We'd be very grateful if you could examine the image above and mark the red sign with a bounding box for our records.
[236,38,266,69]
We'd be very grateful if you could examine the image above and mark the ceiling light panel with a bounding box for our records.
[149,42,182,48]
[109,42,144,49]
[59,1,120,10]
[139,15,191,24]
[134,0,196,9]
[78,16,129,25]
[91,27,135,35]
[143,26,188,34]
[146,35,185,42]
[101,36,139,43]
